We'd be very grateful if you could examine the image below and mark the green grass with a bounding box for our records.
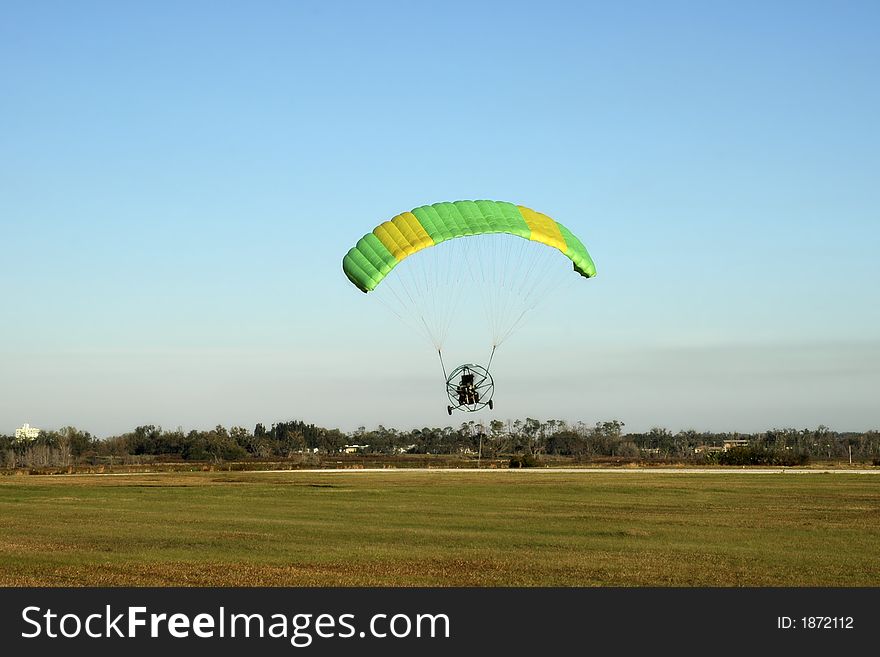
[1,471,878,586]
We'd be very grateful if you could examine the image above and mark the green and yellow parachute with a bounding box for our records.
[343,200,595,293]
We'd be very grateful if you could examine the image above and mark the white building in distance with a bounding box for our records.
[14,423,40,441]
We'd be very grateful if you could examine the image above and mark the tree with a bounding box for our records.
[589,420,626,456]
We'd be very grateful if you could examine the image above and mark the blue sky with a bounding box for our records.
[2,1,878,436]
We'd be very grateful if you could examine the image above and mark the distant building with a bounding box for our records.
[14,423,40,441]
[694,439,750,454]
[341,444,369,454]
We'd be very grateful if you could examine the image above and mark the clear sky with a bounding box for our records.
[2,1,878,436]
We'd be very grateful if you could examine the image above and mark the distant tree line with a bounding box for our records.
[2,420,879,469]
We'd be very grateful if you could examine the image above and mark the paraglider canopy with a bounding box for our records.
[343,200,595,294]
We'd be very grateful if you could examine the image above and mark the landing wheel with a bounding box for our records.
[447,406,453,415]
[488,400,494,410]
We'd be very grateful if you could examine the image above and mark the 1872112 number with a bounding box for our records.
[801,617,853,629]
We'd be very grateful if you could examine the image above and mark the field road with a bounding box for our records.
[41,466,880,477]
[259,467,880,475]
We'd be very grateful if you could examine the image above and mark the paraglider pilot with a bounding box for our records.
[457,372,479,405]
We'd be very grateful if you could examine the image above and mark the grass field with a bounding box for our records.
[1,470,878,586]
